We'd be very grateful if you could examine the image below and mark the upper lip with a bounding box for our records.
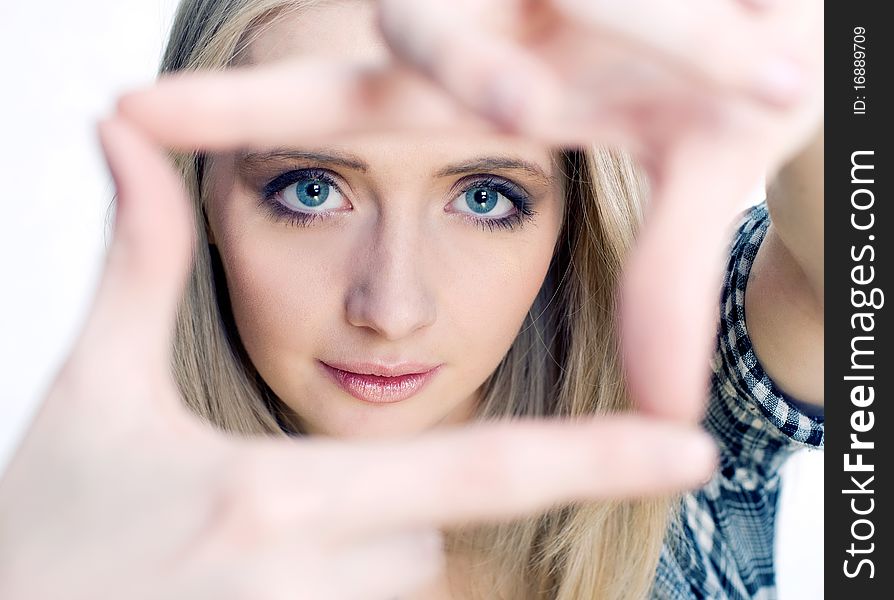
[320,360,441,377]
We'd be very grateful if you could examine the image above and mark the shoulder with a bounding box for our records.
[710,202,823,466]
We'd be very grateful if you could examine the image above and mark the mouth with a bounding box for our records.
[318,360,442,404]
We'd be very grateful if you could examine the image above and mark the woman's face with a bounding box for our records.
[204,1,565,438]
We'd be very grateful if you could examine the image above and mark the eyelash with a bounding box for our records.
[259,168,341,229]
[258,169,537,232]
[456,175,537,232]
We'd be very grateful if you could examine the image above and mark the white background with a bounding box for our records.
[0,1,822,597]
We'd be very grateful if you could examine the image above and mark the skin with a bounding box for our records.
[0,0,823,598]
[748,128,824,407]
[204,2,565,438]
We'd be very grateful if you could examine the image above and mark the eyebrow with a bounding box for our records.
[236,149,553,185]
[434,157,553,186]
[237,149,369,172]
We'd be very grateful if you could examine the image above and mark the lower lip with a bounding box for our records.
[319,362,441,404]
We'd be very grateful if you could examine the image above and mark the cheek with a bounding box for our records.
[216,226,345,392]
[205,158,343,403]
[211,191,563,433]
[222,227,554,366]
[433,223,560,383]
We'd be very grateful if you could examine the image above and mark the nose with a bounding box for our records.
[345,214,437,341]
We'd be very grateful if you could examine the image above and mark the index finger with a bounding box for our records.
[117,59,494,151]
[240,416,716,538]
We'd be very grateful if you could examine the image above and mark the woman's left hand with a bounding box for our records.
[118,0,823,424]
[376,0,825,423]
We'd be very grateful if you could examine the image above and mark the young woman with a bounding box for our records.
[0,1,823,599]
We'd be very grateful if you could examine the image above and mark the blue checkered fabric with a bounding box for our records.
[650,202,825,599]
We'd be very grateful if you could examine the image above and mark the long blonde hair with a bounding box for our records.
[162,1,675,597]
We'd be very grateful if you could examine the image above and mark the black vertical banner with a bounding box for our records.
[826,0,893,596]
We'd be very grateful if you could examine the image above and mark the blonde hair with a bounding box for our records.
[162,1,676,597]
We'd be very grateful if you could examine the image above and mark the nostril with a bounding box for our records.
[345,283,436,341]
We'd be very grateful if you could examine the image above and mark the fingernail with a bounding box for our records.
[756,60,804,106]
[680,432,719,479]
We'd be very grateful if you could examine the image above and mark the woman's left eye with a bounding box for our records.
[448,177,535,231]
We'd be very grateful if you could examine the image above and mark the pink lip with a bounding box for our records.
[318,361,442,404]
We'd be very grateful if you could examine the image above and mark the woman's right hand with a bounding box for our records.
[0,117,715,600]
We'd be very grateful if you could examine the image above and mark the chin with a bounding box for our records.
[302,405,443,440]
[286,379,478,438]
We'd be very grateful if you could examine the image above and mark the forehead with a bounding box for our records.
[238,0,559,178]
[246,1,388,65]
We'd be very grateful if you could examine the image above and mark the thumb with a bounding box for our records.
[621,133,766,422]
[72,117,194,385]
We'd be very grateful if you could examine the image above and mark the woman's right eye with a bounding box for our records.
[259,169,351,227]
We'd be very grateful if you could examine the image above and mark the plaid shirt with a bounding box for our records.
[650,202,825,599]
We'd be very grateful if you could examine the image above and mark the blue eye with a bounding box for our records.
[451,176,536,231]
[260,168,349,227]
[465,188,501,214]
[277,174,344,211]
[259,170,536,232]
[291,179,330,207]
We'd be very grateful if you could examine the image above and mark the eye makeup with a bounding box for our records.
[257,167,349,228]
[246,158,543,232]
[447,174,537,232]
[256,168,539,232]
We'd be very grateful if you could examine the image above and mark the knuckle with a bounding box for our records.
[456,427,522,495]
[207,450,330,551]
[208,459,288,549]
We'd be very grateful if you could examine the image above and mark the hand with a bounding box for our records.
[0,118,715,600]
[118,0,822,424]
[377,0,824,421]
[377,0,813,139]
